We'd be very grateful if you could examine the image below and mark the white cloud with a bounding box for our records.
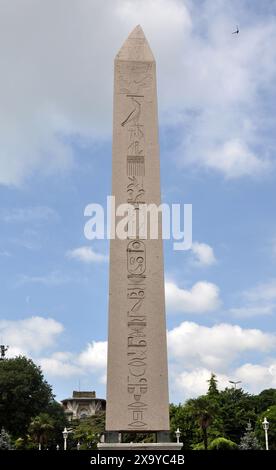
[173,7,276,178]
[235,361,276,392]
[0,316,64,356]
[229,305,274,318]
[168,321,276,399]
[78,341,107,370]
[168,321,275,371]
[173,368,230,398]
[191,242,217,266]
[165,280,220,313]
[203,139,269,179]
[39,353,82,378]
[38,341,108,381]
[0,0,275,185]
[244,279,276,303]
[228,279,276,318]
[4,315,276,399]
[1,315,107,380]
[171,361,276,399]
[67,246,108,264]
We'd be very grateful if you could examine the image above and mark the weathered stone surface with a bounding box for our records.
[105,25,169,432]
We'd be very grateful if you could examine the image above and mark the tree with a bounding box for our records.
[0,427,13,450]
[44,401,68,449]
[218,387,257,443]
[239,422,262,450]
[209,437,238,450]
[0,356,53,437]
[186,396,218,450]
[28,413,54,449]
[170,403,200,450]
[256,389,276,414]
[71,412,105,450]
[207,373,219,399]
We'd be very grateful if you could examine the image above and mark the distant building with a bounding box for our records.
[61,391,106,421]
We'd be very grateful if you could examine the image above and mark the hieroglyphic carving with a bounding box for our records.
[121,96,142,127]
[127,156,145,177]
[127,176,145,204]
[126,240,147,428]
[127,240,146,275]
[119,62,153,429]
[127,122,144,156]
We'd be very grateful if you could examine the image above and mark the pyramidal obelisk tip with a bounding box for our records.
[116,25,155,62]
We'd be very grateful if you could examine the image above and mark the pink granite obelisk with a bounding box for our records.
[105,25,170,439]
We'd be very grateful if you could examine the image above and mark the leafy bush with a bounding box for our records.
[209,437,238,450]
[192,442,205,450]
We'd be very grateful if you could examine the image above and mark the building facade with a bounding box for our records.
[61,391,106,421]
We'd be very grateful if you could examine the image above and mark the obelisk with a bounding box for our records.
[105,25,170,441]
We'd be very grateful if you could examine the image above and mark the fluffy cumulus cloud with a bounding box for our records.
[171,362,276,399]
[3,315,276,398]
[191,242,217,266]
[0,0,275,186]
[165,280,220,313]
[78,341,107,370]
[66,246,108,264]
[168,321,275,370]
[173,368,230,398]
[0,314,108,380]
[168,321,276,399]
[0,316,64,356]
[235,362,276,392]
[39,352,81,378]
[38,341,108,381]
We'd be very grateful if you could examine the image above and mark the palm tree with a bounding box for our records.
[187,396,217,450]
[28,413,54,450]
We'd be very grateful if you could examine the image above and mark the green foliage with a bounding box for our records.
[186,395,219,450]
[70,412,106,449]
[0,356,53,437]
[14,437,25,450]
[170,403,200,450]
[28,413,54,449]
[0,427,13,450]
[256,389,276,413]
[1,362,275,451]
[218,387,257,443]
[207,373,219,398]
[192,442,205,450]
[170,374,275,450]
[44,401,68,449]
[209,437,238,450]
[239,427,262,450]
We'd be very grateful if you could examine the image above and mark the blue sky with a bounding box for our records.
[1,0,276,403]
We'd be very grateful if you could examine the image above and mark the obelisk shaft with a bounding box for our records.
[106,25,170,432]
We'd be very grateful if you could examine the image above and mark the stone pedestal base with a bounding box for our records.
[97,442,183,450]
